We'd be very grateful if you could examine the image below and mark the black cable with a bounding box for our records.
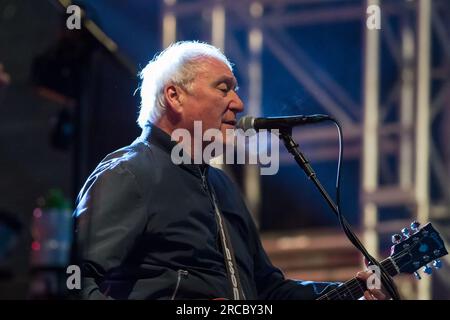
[329,118,400,300]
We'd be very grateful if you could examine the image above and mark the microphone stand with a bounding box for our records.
[278,128,399,299]
[279,129,337,211]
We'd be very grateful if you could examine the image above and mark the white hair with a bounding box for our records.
[137,41,233,128]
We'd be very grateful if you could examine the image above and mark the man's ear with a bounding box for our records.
[163,84,184,115]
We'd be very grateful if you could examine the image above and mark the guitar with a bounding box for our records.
[317,221,448,300]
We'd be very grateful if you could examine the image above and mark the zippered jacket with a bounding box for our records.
[74,124,340,299]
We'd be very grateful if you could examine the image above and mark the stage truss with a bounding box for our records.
[160,0,450,299]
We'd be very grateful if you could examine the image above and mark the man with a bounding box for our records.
[74,41,386,300]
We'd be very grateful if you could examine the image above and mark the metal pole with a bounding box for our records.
[209,2,227,170]
[244,1,264,224]
[400,9,415,190]
[211,3,225,51]
[362,0,381,259]
[163,0,177,48]
[415,0,432,300]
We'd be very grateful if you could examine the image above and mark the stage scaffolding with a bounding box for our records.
[161,0,450,299]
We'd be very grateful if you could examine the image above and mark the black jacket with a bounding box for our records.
[74,124,340,299]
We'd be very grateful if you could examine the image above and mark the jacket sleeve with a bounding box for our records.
[74,162,147,299]
[243,203,341,299]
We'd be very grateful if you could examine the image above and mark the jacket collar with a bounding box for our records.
[139,123,210,178]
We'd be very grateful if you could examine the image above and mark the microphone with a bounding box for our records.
[236,114,331,131]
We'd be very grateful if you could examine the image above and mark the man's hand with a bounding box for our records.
[356,270,388,300]
[0,63,11,88]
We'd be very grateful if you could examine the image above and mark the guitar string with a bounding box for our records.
[321,272,387,300]
[334,238,433,299]
[321,231,441,300]
[319,238,431,300]
[320,252,402,300]
[340,239,427,299]
[320,262,397,300]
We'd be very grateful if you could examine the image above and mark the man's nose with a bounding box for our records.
[229,91,244,113]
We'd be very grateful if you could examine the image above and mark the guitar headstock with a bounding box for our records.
[390,221,448,279]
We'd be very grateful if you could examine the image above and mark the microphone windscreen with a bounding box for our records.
[236,116,254,131]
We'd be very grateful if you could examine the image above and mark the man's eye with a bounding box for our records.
[218,86,229,93]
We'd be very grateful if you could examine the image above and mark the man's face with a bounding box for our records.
[180,57,244,147]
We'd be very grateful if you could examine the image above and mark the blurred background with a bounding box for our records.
[0,0,449,299]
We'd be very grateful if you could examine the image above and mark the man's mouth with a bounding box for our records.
[222,119,236,126]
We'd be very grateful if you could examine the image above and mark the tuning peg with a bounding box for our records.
[411,221,420,232]
[402,227,410,238]
[391,233,402,244]
[433,259,442,269]
[414,271,422,280]
[423,265,433,275]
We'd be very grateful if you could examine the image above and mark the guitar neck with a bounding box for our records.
[317,257,398,300]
